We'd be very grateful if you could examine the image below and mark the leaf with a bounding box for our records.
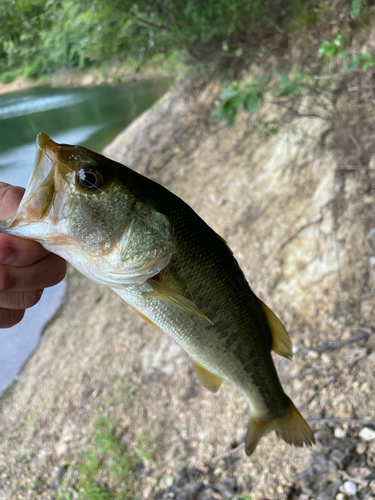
[340,49,350,61]
[350,54,362,69]
[227,110,237,129]
[318,41,332,59]
[292,62,300,78]
[361,51,375,71]
[333,34,342,47]
[220,88,239,101]
[244,90,258,113]
[362,60,375,71]
[350,0,363,18]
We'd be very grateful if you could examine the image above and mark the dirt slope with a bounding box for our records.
[0,75,374,500]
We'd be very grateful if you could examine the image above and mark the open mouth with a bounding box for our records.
[4,133,59,229]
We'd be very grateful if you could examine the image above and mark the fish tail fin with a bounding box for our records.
[273,398,315,449]
[245,398,315,456]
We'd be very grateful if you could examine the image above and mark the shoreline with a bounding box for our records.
[0,65,177,96]
[0,76,42,95]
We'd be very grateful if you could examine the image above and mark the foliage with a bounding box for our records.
[0,0,280,81]
[350,0,364,18]
[318,34,375,72]
[211,76,265,128]
[213,32,375,129]
[58,414,140,499]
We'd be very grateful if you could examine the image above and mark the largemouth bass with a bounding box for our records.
[0,133,314,455]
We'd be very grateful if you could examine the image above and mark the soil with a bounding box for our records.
[0,70,374,500]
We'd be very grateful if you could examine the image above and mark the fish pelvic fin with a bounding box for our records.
[191,359,223,392]
[245,397,315,456]
[259,300,293,360]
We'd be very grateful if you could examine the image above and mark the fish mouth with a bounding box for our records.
[4,133,65,230]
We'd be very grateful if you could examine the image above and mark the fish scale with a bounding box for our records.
[0,133,315,455]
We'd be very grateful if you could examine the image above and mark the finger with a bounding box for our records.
[0,233,50,267]
[0,183,24,220]
[0,308,25,329]
[0,289,43,310]
[0,253,67,292]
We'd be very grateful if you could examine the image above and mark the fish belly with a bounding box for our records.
[114,282,286,421]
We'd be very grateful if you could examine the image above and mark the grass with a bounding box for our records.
[57,414,141,500]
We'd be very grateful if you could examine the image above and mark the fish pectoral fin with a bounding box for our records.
[259,299,292,360]
[245,398,315,455]
[148,279,213,324]
[191,359,223,392]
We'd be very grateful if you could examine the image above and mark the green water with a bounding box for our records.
[0,77,172,187]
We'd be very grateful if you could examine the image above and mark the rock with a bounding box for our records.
[329,439,356,469]
[182,481,205,499]
[356,442,367,454]
[359,427,375,441]
[334,428,347,439]
[335,494,345,500]
[315,479,341,500]
[339,481,357,496]
[307,350,319,359]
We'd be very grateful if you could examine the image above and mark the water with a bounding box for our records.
[0,78,172,395]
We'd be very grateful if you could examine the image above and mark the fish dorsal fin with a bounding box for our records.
[191,358,223,392]
[148,279,213,325]
[259,299,292,360]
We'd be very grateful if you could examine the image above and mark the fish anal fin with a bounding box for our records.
[148,278,213,325]
[245,398,315,455]
[191,359,223,392]
[259,299,292,360]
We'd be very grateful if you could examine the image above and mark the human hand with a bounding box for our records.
[0,182,67,327]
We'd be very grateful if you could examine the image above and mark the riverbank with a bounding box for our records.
[0,61,179,95]
[0,76,42,95]
[0,69,374,500]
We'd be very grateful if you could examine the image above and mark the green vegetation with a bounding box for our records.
[0,0,273,82]
[213,33,375,129]
[1,0,371,84]
[56,413,154,500]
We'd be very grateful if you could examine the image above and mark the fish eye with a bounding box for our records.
[76,168,104,191]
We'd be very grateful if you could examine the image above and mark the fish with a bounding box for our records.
[0,133,315,455]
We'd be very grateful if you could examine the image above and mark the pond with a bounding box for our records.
[0,77,172,395]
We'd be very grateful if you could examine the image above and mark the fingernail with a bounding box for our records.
[0,248,17,265]
[32,290,43,301]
